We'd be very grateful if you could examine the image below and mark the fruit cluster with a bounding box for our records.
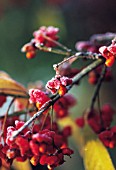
[76,104,116,148]
[0,116,73,169]
[21,26,59,59]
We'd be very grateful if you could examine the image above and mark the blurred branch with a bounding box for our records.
[90,65,106,110]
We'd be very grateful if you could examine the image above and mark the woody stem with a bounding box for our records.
[12,57,105,139]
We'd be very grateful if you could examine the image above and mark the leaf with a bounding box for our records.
[58,117,85,156]
[0,71,29,107]
[0,71,11,79]
[12,159,32,170]
[58,117,115,170]
[83,139,115,170]
[0,71,27,96]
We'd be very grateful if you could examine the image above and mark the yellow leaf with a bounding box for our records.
[0,71,29,108]
[0,71,27,96]
[84,139,115,170]
[58,117,85,156]
[0,71,11,79]
[58,117,115,170]
[12,159,32,170]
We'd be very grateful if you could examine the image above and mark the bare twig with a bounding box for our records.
[43,35,71,52]
[35,43,71,56]
[90,65,107,110]
[53,52,101,71]
[12,57,105,139]
[1,98,16,137]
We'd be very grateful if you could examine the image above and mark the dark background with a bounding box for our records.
[0,0,116,169]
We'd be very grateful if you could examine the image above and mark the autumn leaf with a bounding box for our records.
[0,71,29,108]
[12,159,32,170]
[58,117,115,170]
[0,71,28,96]
[83,139,115,170]
[0,71,11,79]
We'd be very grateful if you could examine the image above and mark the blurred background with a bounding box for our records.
[0,0,116,170]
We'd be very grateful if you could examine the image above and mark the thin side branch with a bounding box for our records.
[35,44,71,56]
[12,57,105,139]
[43,35,71,52]
[90,65,107,110]
[53,52,102,74]
[1,98,16,137]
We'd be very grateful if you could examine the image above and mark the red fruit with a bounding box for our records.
[58,85,67,96]
[62,126,72,137]
[105,55,115,67]
[0,96,6,107]
[0,144,3,149]
[46,76,72,95]
[6,149,16,159]
[101,104,115,128]
[15,120,25,129]
[111,126,116,133]
[21,42,35,52]
[88,76,98,85]
[40,155,48,165]
[2,145,9,154]
[0,159,2,167]
[39,143,47,153]
[99,46,108,58]
[54,134,63,148]
[46,145,54,154]
[54,105,68,118]
[29,140,40,156]
[87,115,102,133]
[57,152,64,163]
[33,26,59,47]
[46,155,58,165]
[15,120,29,134]
[29,89,50,110]
[104,68,113,81]
[75,117,85,128]
[108,42,116,55]
[88,71,98,85]
[98,130,113,148]
[15,136,29,156]
[109,141,115,149]
[75,41,91,51]
[32,124,41,133]
[0,152,6,159]
[26,51,36,59]
[32,133,52,145]
[61,148,74,156]
[16,156,27,162]
[30,156,40,166]
[46,77,60,94]
[60,76,72,86]
[46,131,55,138]
[99,45,116,67]
[64,94,77,107]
